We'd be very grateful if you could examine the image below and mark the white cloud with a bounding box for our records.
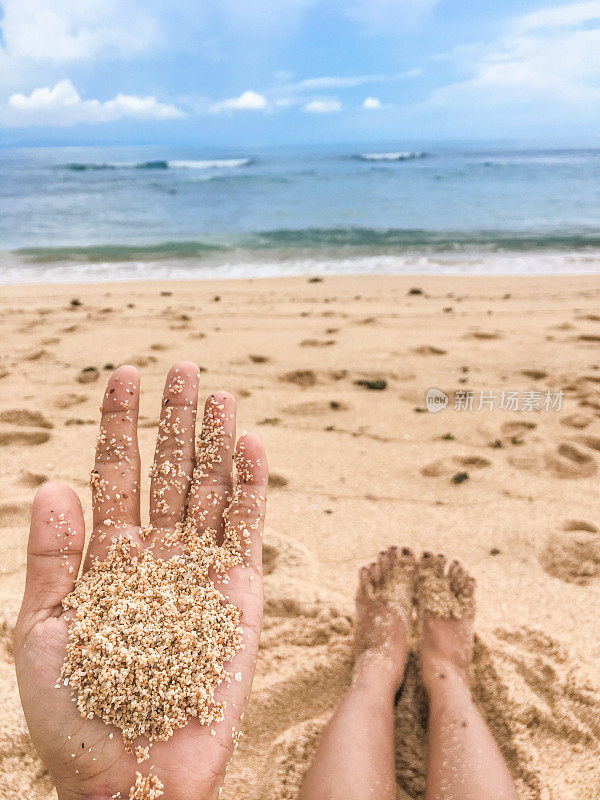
[514,0,600,32]
[345,0,441,33]
[303,98,342,113]
[362,96,382,109]
[3,79,186,126]
[269,69,420,109]
[403,68,424,79]
[288,74,387,91]
[0,0,160,92]
[429,0,600,110]
[0,0,158,63]
[210,90,268,112]
[275,69,421,94]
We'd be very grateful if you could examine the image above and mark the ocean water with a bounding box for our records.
[1,144,600,283]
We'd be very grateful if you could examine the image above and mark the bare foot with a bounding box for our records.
[416,551,475,694]
[353,546,416,690]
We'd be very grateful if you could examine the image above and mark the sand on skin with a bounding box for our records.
[1,273,600,800]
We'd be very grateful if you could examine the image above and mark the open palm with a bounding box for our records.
[13,363,267,800]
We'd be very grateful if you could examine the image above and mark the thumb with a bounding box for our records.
[16,482,85,640]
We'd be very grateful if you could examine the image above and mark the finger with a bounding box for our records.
[17,482,85,638]
[222,432,268,569]
[91,365,141,534]
[211,433,267,740]
[149,362,199,535]
[186,392,236,542]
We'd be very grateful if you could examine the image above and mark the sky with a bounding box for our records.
[1,0,599,146]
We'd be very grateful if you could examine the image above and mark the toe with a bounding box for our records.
[377,547,391,572]
[369,561,383,586]
[448,559,461,591]
[449,559,475,598]
[396,547,417,586]
[399,546,416,566]
[358,565,371,591]
[419,550,435,571]
[434,552,448,577]
[377,546,398,576]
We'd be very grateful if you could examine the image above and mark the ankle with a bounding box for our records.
[352,648,406,696]
[422,660,470,699]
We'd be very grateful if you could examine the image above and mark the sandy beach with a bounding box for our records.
[1,272,600,800]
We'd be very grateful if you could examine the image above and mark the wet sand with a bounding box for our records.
[1,273,599,799]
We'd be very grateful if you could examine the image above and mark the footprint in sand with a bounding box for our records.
[262,543,279,576]
[421,455,491,478]
[0,502,31,573]
[0,408,53,447]
[129,355,158,368]
[77,366,100,384]
[521,369,547,380]
[0,409,53,429]
[574,435,600,452]
[562,520,598,533]
[300,339,335,348]
[477,420,538,451]
[354,378,387,391]
[279,370,318,388]
[540,529,600,584]
[138,418,161,429]
[467,330,503,340]
[508,439,597,479]
[268,474,289,489]
[580,373,600,385]
[500,420,537,444]
[566,377,600,407]
[19,472,48,489]
[0,503,23,527]
[544,443,597,478]
[561,411,594,429]
[23,348,47,361]
[0,431,50,446]
[411,345,447,356]
[283,400,350,416]
[54,392,87,409]
[578,334,600,343]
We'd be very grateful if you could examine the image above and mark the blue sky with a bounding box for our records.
[1,0,599,146]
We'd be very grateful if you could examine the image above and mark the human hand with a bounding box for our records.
[13,363,267,800]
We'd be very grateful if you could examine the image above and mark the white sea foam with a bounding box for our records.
[358,151,425,162]
[62,158,251,170]
[168,158,251,169]
[2,249,599,285]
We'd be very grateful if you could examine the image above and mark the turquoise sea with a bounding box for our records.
[1,144,599,282]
